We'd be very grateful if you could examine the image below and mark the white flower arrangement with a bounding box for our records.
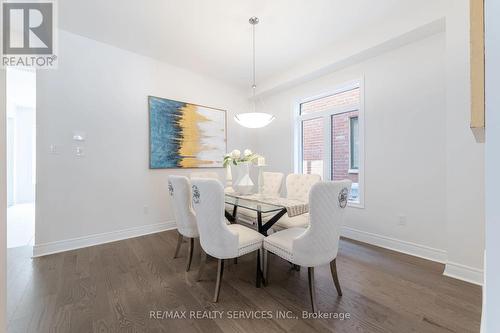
[223,149,261,168]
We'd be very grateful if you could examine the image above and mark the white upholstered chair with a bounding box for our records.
[168,175,199,272]
[263,180,352,312]
[191,178,265,302]
[236,172,284,225]
[260,172,285,196]
[191,170,239,213]
[273,173,321,230]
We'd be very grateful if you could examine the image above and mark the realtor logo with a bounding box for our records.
[1,0,57,68]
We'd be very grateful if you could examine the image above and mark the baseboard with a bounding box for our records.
[480,250,486,332]
[444,262,484,286]
[341,226,484,285]
[33,220,176,257]
[341,226,448,263]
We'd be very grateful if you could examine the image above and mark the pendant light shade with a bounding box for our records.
[234,16,275,129]
[234,112,276,129]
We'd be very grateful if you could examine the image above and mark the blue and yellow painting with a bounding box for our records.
[149,96,226,169]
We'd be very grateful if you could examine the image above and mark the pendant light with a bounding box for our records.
[234,17,275,129]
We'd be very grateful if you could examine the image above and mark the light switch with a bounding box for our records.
[49,144,60,154]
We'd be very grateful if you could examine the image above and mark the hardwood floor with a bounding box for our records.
[7,231,482,332]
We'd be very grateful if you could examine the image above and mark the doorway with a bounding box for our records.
[6,67,36,248]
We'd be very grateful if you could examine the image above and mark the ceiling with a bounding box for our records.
[59,0,437,89]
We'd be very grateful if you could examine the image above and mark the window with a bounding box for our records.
[296,82,363,205]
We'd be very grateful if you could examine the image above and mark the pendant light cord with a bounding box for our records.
[252,22,256,91]
[252,21,257,111]
[234,17,275,128]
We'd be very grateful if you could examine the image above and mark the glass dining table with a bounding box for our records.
[224,193,288,236]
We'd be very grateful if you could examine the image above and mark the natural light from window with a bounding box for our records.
[297,83,362,204]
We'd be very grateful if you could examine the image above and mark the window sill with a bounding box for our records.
[348,169,359,174]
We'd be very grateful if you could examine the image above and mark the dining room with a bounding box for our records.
[1,0,494,332]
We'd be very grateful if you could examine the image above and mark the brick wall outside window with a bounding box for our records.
[300,87,360,185]
[302,117,324,176]
[332,111,359,183]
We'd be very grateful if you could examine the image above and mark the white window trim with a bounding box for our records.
[292,78,365,208]
[348,115,359,172]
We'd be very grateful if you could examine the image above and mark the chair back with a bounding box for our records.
[293,180,352,266]
[262,172,284,196]
[190,178,238,259]
[286,173,321,201]
[168,175,199,238]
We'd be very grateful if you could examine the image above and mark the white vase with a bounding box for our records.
[231,162,254,194]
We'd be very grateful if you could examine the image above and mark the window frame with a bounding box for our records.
[293,79,365,208]
[348,115,359,173]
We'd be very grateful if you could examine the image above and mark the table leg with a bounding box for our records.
[224,210,235,222]
[257,211,263,234]
[260,208,287,235]
[232,205,238,220]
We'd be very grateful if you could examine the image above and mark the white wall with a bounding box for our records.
[256,1,448,95]
[34,30,253,255]
[0,68,7,333]
[12,106,35,203]
[6,68,36,113]
[485,0,500,330]
[442,0,485,283]
[256,33,448,259]
[6,69,36,205]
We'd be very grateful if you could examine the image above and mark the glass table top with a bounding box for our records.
[224,194,284,213]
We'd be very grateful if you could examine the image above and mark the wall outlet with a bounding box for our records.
[398,215,407,226]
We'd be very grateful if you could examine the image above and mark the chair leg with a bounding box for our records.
[263,249,269,282]
[197,248,208,281]
[330,258,343,296]
[308,267,317,313]
[173,233,183,259]
[186,238,194,272]
[213,259,224,302]
[256,249,262,288]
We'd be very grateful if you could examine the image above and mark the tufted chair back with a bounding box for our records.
[191,178,239,259]
[262,172,284,196]
[168,176,199,238]
[286,174,321,202]
[190,171,220,180]
[293,180,352,267]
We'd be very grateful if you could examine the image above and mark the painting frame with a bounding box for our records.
[148,95,227,169]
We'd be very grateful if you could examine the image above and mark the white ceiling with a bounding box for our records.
[59,0,437,89]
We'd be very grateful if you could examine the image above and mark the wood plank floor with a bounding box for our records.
[7,231,482,333]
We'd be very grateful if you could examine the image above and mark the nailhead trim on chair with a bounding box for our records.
[238,241,263,256]
[264,241,293,262]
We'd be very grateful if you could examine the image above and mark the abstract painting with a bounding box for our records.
[149,96,227,169]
